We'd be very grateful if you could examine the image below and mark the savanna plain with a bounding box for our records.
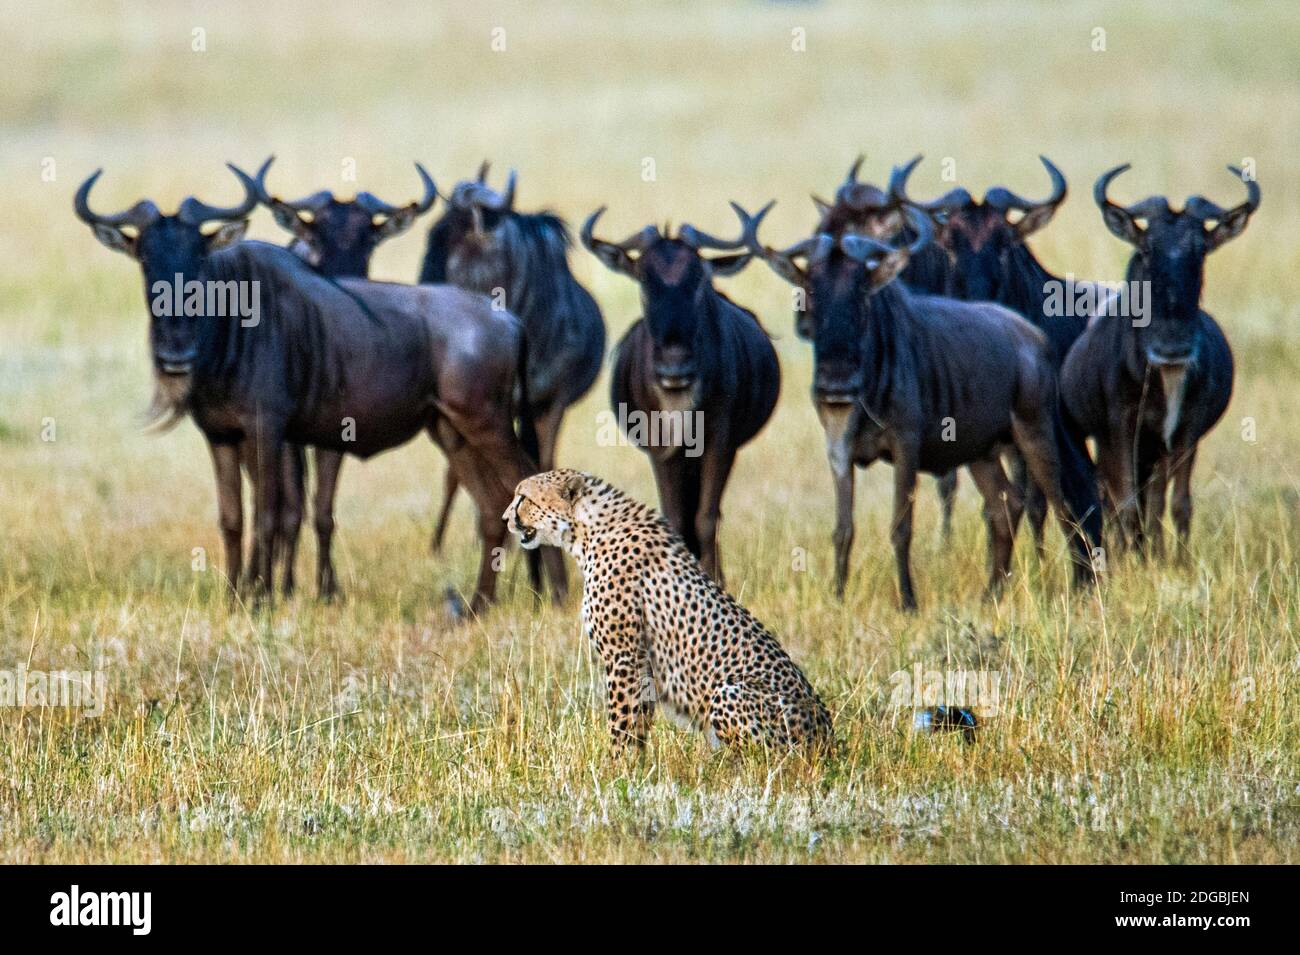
[0,0,1298,862]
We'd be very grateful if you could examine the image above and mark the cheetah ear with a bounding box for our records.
[560,473,585,506]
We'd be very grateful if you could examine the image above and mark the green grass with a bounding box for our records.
[0,0,1298,862]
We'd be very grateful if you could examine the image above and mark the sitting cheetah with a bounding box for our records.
[503,469,833,753]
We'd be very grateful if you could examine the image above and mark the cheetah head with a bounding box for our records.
[502,469,591,551]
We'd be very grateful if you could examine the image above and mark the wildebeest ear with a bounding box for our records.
[867,249,909,290]
[91,224,138,259]
[589,243,639,279]
[205,219,248,252]
[1205,205,1253,252]
[560,472,585,505]
[269,201,314,241]
[1100,206,1144,246]
[706,252,752,277]
[1012,203,1060,239]
[375,206,420,241]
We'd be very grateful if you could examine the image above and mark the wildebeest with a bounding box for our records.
[419,165,605,566]
[891,155,1095,549]
[251,157,438,597]
[1061,164,1256,557]
[75,162,558,613]
[814,157,960,534]
[582,204,779,586]
[746,206,1101,609]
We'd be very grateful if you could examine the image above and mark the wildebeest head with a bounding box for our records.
[812,155,906,239]
[746,203,930,404]
[1095,163,1260,367]
[891,155,1066,302]
[582,203,760,396]
[75,163,260,376]
[254,157,437,277]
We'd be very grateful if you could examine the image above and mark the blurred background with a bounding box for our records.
[1,0,1297,595]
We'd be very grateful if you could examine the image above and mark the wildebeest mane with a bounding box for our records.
[1000,243,1084,366]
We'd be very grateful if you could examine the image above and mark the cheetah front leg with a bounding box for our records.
[602,646,655,755]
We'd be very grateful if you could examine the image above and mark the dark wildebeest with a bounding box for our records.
[419,165,605,569]
[1061,164,1256,557]
[746,206,1101,609]
[251,157,438,597]
[74,163,557,613]
[814,157,960,533]
[891,155,1096,550]
[582,204,779,586]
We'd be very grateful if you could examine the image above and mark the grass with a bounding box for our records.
[1,0,1298,862]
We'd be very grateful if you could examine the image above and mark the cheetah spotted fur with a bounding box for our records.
[503,469,833,753]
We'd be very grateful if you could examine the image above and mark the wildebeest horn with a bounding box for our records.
[248,156,333,216]
[678,202,758,252]
[581,207,660,277]
[840,206,932,264]
[355,163,439,217]
[889,155,973,214]
[1185,165,1262,223]
[742,200,831,283]
[470,169,517,212]
[176,162,261,226]
[984,155,1067,214]
[834,155,893,212]
[74,170,161,231]
[477,160,490,183]
[1094,164,1171,244]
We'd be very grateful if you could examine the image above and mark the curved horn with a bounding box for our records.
[843,155,864,190]
[1185,165,1261,222]
[984,155,1067,212]
[889,154,973,213]
[355,162,439,217]
[470,169,517,212]
[580,207,659,253]
[256,155,332,216]
[73,170,161,231]
[741,200,828,283]
[840,207,932,264]
[678,202,754,252]
[476,160,490,183]
[1094,163,1172,244]
[176,162,261,226]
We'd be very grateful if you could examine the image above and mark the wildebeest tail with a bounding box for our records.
[1052,402,1103,578]
[515,329,544,594]
[515,329,540,467]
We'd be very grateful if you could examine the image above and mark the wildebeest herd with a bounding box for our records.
[74,154,1259,613]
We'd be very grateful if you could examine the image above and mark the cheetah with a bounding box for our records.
[503,469,833,753]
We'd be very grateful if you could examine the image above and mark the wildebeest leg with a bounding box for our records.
[438,440,508,614]
[430,469,459,553]
[831,463,855,599]
[695,442,736,587]
[966,455,1021,595]
[890,449,920,611]
[1139,452,1168,561]
[208,442,244,597]
[1011,414,1090,583]
[935,470,958,540]
[649,453,690,546]
[313,449,344,601]
[278,444,305,596]
[247,424,285,601]
[1169,445,1197,562]
[1010,451,1047,558]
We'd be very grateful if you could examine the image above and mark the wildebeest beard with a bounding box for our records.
[143,370,192,434]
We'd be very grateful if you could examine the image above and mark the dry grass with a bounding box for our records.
[0,0,1298,862]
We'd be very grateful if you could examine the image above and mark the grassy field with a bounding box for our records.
[1,0,1298,863]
